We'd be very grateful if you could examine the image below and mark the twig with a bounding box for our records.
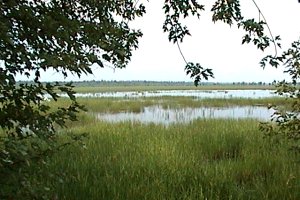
[251,0,278,56]
[176,41,188,65]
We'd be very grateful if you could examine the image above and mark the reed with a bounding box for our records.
[73,84,274,93]
[18,94,298,199]
[46,96,290,114]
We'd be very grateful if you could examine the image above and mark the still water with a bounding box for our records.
[95,106,275,125]
[76,90,277,99]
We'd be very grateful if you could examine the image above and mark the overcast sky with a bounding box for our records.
[19,0,300,83]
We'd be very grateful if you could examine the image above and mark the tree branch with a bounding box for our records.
[251,0,278,56]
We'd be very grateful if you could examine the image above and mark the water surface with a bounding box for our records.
[76,89,277,99]
[95,106,275,125]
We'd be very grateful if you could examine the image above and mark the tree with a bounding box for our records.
[0,0,146,198]
[260,39,300,152]
[164,0,299,152]
[0,0,298,198]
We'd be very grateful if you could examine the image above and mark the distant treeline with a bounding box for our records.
[17,80,275,87]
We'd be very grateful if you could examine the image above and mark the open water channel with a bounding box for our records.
[76,89,276,99]
[95,105,276,125]
[87,89,279,125]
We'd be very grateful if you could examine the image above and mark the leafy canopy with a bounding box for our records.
[1,0,146,198]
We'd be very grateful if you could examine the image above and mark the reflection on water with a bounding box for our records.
[95,106,275,125]
[76,90,277,99]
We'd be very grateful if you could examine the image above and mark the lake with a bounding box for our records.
[95,105,275,125]
[74,89,279,125]
[75,89,277,99]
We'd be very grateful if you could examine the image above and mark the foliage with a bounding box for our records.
[162,0,281,85]
[260,39,300,152]
[184,0,299,152]
[211,0,281,52]
[162,0,213,85]
[0,0,145,198]
[185,63,214,86]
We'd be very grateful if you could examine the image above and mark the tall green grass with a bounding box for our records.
[39,119,299,199]
[47,96,290,113]
[73,84,274,93]
[24,96,299,199]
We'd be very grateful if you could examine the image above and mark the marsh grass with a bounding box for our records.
[46,96,291,114]
[37,119,300,199]
[27,96,298,199]
[73,84,274,93]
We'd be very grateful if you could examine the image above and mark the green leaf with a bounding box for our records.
[96,60,104,68]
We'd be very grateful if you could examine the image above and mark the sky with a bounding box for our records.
[18,0,300,83]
